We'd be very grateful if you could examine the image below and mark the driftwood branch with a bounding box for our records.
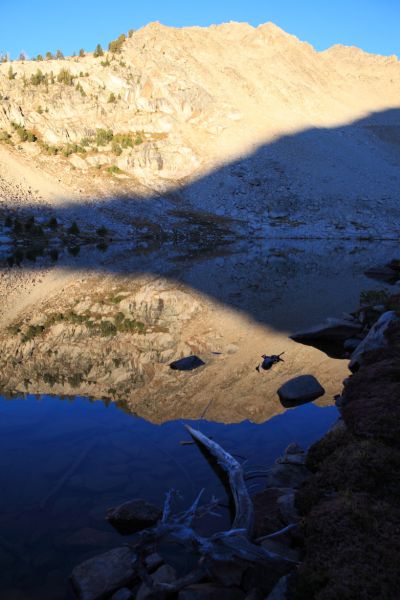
[256,523,297,543]
[185,425,254,537]
[128,425,296,594]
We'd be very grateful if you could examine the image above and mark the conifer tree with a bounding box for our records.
[93,44,104,57]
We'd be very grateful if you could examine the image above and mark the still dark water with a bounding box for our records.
[0,395,337,599]
[0,238,398,599]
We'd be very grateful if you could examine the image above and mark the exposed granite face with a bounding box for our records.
[70,546,137,600]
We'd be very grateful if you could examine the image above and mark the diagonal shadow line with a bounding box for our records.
[0,107,399,332]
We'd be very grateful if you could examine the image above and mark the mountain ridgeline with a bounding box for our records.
[0,21,399,236]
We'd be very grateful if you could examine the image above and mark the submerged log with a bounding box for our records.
[127,427,295,595]
[185,424,254,537]
[71,425,297,599]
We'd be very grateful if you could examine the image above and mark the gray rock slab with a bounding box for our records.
[70,546,137,600]
[349,310,399,372]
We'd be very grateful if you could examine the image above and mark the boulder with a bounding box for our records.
[70,546,137,600]
[291,318,362,357]
[291,318,362,343]
[136,564,177,600]
[266,463,311,489]
[145,553,164,572]
[276,443,306,465]
[349,311,399,372]
[170,355,205,371]
[277,375,325,406]
[106,499,162,535]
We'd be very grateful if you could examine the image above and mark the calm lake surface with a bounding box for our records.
[0,395,337,599]
[0,238,398,599]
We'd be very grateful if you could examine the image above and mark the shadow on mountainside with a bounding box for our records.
[0,107,399,331]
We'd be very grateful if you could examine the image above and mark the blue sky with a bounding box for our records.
[1,0,399,59]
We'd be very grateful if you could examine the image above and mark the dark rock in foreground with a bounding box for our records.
[292,311,400,599]
[170,355,205,371]
[277,375,325,406]
[106,499,162,535]
[136,564,176,599]
[349,310,399,372]
[70,546,137,600]
[266,462,311,489]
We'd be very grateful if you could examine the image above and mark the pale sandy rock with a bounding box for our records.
[0,19,398,222]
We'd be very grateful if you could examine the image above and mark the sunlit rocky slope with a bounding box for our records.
[1,21,400,236]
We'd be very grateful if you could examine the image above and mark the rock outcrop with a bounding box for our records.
[292,301,400,599]
[1,22,400,236]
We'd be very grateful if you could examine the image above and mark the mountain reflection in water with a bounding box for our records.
[0,238,398,598]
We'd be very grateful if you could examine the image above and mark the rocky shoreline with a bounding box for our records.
[67,289,400,599]
[291,292,400,599]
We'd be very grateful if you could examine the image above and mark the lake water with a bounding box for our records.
[0,395,338,600]
[0,238,398,599]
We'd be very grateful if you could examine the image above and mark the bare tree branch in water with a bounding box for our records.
[127,424,297,594]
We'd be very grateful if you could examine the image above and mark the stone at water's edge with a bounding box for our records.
[136,564,177,600]
[277,375,325,406]
[349,310,400,372]
[266,463,311,489]
[106,498,162,535]
[290,318,362,343]
[70,546,137,600]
